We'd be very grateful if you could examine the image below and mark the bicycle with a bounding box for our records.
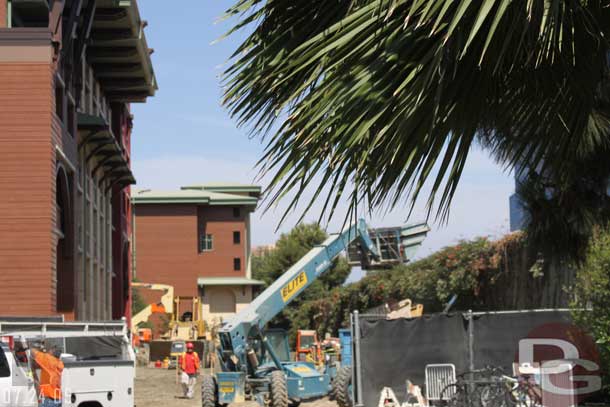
[439,366,542,407]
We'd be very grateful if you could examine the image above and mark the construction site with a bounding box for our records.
[1,1,609,407]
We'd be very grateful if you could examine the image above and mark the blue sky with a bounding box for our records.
[131,1,516,257]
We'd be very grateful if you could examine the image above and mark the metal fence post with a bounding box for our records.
[350,312,356,405]
[467,309,474,372]
[466,310,475,405]
[353,310,364,407]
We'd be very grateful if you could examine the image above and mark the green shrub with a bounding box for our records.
[264,233,530,341]
[572,225,610,397]
[253,223,352,344]
[131,281,148,316]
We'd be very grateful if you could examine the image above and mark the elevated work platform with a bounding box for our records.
[347,221,430,269]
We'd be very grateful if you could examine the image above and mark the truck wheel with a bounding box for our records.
[201,374,217,407]
[270,370,288,407]
[334,366,352,407]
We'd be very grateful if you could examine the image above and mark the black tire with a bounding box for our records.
[201,374,217,407]
[270,370,289,407]
[334,366,352,407]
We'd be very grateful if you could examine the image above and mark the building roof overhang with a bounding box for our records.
[132,186,260,207]
[77,113,135,189]
[182,184,263,196]
[197,277,265,287]
[89,0,157,102]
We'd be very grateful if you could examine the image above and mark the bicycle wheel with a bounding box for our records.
[478,383,512,407]
[511,383,542,407]
[440,383,467,407]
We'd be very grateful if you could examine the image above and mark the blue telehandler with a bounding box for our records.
[201,219,428,407]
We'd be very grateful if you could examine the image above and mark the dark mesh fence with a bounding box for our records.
[359,314,468,407]
[472,311,572,373]
[355,310,573,407]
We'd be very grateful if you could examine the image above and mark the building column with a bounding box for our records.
[106,193,113,319]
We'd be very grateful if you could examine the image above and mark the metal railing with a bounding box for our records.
[0,319,128,338]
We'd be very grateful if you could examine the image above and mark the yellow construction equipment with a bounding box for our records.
[295,329,323,364]
[169,296,205,340]
[131,282,174,333]
[131,282,205,340]
[386,298,424,319]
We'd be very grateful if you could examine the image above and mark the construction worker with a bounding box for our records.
[32,345,64,407]
[179,342,200,399]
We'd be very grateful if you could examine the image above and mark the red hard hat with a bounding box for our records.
[186,342,194,349]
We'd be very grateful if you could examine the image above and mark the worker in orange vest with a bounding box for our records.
[179,342,200,399]
[32,345,64,407]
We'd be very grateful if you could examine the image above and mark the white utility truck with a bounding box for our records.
[0,318,135,407]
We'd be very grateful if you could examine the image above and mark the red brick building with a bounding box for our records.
[0,0,156,320]
[132,184,264,325]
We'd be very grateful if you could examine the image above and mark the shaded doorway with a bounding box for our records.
[56,166,74,314]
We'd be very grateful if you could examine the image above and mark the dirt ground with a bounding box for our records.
[135,367,338,407]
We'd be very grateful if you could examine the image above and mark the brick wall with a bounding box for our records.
[134,204,250,298]
[0,1,6,28]
[0,62,55,315]
[197,206,248,278]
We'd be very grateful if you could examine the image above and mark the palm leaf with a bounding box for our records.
[221,0,610,228]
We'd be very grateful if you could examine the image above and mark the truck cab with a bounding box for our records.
[0,341,38,407]
[0,320,136,407]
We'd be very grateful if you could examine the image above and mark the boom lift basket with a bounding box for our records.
[347,222,430,269]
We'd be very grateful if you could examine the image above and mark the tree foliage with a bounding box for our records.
[508,148,610,262]
[131,281,148,317]
[287,235,512,337]
[252,223,352,342]
[223,0,610,227]
[271,232,569,342]
[572,225,610,393]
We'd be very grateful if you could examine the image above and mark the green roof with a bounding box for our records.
[132,184,261,206]
[197,277,265,286]
[181,184,262,195]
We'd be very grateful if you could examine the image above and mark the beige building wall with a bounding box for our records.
[201,285,253,328]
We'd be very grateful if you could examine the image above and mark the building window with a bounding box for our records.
[233,207,241,218]
[67,100,75,138]
[8,2,49,27]
[123,194,129,216]
[55,81,64,122]
[200,234,213,252]
[233,231,241,244]
[233,257,241,271]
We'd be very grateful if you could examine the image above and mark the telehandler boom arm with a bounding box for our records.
[219,219,379,365]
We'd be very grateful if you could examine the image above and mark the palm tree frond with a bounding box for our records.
[222,0,610,225]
